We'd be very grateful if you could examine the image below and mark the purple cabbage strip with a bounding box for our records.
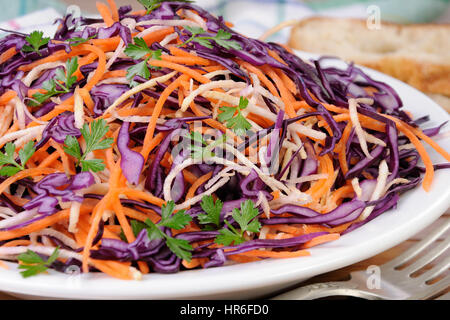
[23,172,94,215]
[118,122,145,185]
[260,200,365,227]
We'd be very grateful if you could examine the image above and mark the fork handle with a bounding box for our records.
[270,281,379,300]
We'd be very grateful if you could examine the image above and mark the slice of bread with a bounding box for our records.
[288,17,450,99]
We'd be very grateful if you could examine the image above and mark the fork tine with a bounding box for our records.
[435,291,450,300]
[401,237,450,275]
[408,271,450,300]
[416,255,450,284]
[383,219,450,269]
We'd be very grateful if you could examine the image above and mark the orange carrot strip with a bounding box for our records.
[186,171,213,201]
[78,88,95,113]
[0,205,93,241]
[82,160,122,272]
[387,119,434,191]
[263,66,296,118]
[182,258,204,269]
[141,74,188,160]
[337,122,353,175]
[49,140,76,175]
[1,240,32,247]
[382,116,450,162]
[161,54,211,66]
[19,47,88,72]
[302,233,340,249]
[0,90,17,105]
[37,151,60,169]
[78,44,107,91]
[101,69,127,79]
[107,0,119,21]
[0,47,17,65]
[96,2,115,27]
[118,188,166,207]
[142,27,175,45]
[148,58,210,84]
[239,60,280,98]
[113,199,149,274]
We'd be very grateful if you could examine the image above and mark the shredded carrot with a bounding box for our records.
[0,90,17,105]
[302,233,340,249]
[186,171,213,201]
[161,54,211,66]
[96,2,115,27]
[148,59,211,84]
[0,47,17,65]
[107,0,119,22]
[0,205,93,241]
[141,74,188,160]
[78,87,95,113]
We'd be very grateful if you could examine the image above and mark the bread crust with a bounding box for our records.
[288,17,450,97]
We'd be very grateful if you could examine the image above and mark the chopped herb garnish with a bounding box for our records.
[144,201,193,261]
[30,57,79,106]
[138,0,193,14]
[217,96,252,136]
[180,27,242,50]
[185,131,227,160]
[17,247,59,278]
[124,37,162,87]
[66,35,97,46]
[120,219,148,242]
[0,141,36,177]
[63,119,114,172]
[197,195,223,228]
[215,200,261,246]
[21,31,50,56]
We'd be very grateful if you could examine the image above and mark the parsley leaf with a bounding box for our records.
[0,141,36,177]
[124,38,162,87]
[21,31,50,56]
[215,200,261,246]
[180,27,242,51]
[126,60,151,87]
[30,57,79,106]
[79,159,105,172]
[197,195,223,228]
[185,131,228,160]
[138,0,193,14]
[215,224,245,246]
[213,29,242,50]
[217,96,252,136]
[124,37,154,60]
[144,201,193,261]
[66,35,97,47]
[17,247,59,278]
[63,119,113,172]
[165,237,193,262]
[119,219,148,242]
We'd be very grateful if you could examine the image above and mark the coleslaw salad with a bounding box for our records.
[0,0,448,281]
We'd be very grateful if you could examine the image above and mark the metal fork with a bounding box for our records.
[271,219,450,300]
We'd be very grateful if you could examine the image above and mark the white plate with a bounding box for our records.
[1,51,449,300]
